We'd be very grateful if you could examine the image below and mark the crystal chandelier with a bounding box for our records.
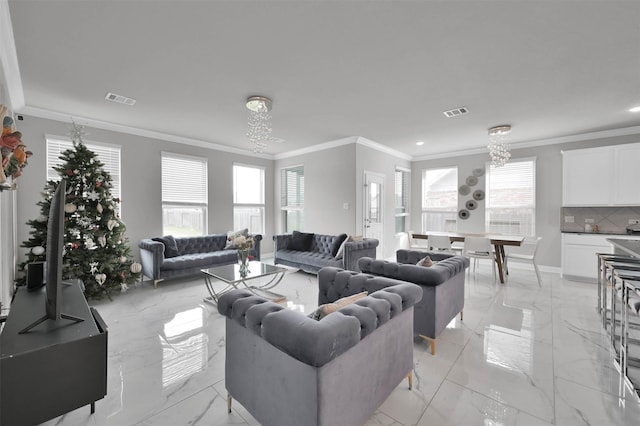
[487,125,512,167]
[246,96,274,153]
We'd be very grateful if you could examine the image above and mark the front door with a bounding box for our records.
[364,171,384,257]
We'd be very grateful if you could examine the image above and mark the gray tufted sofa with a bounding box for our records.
[138,233,262,286]
[355,249,470,355]
[273,232,378,273]
[218,275,422,426]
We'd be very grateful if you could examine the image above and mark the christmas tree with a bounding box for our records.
[19,123,141,299]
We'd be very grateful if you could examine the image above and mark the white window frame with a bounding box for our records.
[161,152,208,237]
[394,167,410,233]
[281,165,304,233]
[485,158,536,236]
[422,167,458,232]
[233,163,265,234]
[46,135,122,215]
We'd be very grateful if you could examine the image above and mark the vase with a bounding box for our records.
[238,249,250,276]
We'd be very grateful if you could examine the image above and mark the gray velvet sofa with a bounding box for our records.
[273,232,378,273]
[218,275,422,426]
[138,233,262,286]
[332,249,468,355]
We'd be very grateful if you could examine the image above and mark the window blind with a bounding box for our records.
[281,166,304,207]
[161,153,207,205]
[47,137,121,202]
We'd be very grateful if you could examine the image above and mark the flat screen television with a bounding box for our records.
[19,179,84,334]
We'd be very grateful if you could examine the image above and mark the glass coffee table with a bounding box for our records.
[201,261,287,304]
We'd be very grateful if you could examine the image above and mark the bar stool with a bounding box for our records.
[610,268,640,398]
[597,253,640,329]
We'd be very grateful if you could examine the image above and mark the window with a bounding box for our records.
[281,165,304,232]
[161,152,207,236]
[485,159,536,236]
[422,167,458,232]
[47,136,121,211]
[233,164,265,234]
[395,168,410,233]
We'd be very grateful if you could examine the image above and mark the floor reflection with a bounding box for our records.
[160,307,207,388]
[484,303,533,374]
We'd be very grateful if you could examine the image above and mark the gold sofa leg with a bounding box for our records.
[419,334,436,355]
[153,279,161,288]
[407,371,413,390]
[227,393,233,413]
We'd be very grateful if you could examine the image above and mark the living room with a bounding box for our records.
[2,1,640,425]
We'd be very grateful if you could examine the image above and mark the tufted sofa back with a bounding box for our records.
[176,234,228,254]
[218,282,422,367]
[309,234,343,255]
[358,252,469,288]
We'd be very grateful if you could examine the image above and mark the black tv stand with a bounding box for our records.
[18,311,85,334]
[18,279,86,334]
[0,280,107,426]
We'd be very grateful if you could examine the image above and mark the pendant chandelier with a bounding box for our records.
[246,96,274,153]
[487,125,512,167]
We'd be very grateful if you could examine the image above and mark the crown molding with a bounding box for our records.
[18,105,273,159]
[355,136,412,161]
[412,125,640,162]
[0,0,24,109]
[272,136,358,160]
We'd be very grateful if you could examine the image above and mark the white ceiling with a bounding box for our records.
[5,0,640,159]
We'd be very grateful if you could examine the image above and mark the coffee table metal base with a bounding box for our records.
[201,262,286,304]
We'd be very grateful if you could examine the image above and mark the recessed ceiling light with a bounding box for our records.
[416,141,424,146]
[629,106,640,112]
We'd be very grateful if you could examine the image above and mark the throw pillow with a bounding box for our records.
[290,231,314,251]
[331,234,348,257]
[224,228,249,249]
[335,235,364,259]
[416,256,433,267]
[307,291,368,321]
[152,235,179,258]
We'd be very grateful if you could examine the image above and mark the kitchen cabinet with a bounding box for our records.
[561,233,640,281]
[561,233,611,281]
[562,142,640,206]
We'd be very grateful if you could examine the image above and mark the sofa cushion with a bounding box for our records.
[225,228,249,249]
[336,235,364,259]
[331,233,348,257]
[152,235,179,258]
[277,249,343,270]
[308,291,368,320]
[416,256,433,267]
[290,231,315,251]
[161,251,238,271]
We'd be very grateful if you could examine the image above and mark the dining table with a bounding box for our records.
[412,232,525,284]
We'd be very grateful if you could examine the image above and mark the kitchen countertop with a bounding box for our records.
[561,231,633,235]
[606,238,640,258]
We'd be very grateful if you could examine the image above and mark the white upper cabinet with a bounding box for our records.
[613,143,640,205]
[563,142,640,206]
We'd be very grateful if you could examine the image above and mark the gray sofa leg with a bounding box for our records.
[419,334,436,355]
[227,393,233,413]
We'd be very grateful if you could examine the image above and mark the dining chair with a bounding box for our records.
[408,230,429,251]
[428,234,452,253]
[462,236,496,278]
[504,236,543,287]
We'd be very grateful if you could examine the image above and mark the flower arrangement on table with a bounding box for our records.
[230,235,255,275]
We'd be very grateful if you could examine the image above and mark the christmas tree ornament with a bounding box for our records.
[78,204,85,211]
[64,203,77,213]
[85,238,95,249]
[98,236,107,247]
[89,262,99,274]
[130,262,142,273]
[87,190,99,201]
[97,203,103,213]
[107,219,118,230]
[95,273,107,286]
[31,246,45,256]
[120,256,127,263]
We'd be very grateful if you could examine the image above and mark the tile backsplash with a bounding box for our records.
[561,206,640,233]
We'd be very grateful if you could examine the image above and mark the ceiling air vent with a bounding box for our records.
[443,106,469,118]
[105,92,136,106]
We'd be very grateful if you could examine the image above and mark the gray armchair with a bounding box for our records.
[355,250,469,355]
[217,275,422,426]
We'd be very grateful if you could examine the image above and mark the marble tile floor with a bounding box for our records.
[37,262,640,426]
